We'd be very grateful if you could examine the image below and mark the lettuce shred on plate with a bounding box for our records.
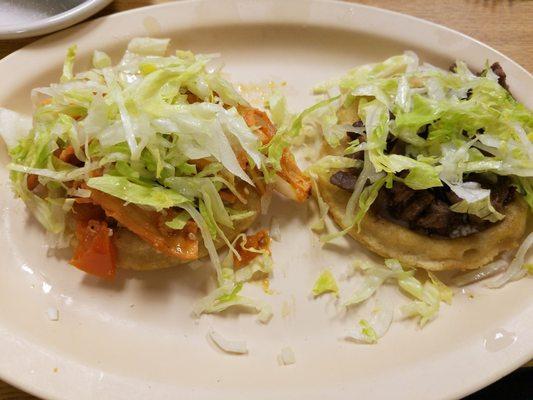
[312,268,339,297]
[193,230,274,321]
[0,38,311,318]
[349,259,451,324]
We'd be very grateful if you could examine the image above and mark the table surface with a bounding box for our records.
[0,0,531,399]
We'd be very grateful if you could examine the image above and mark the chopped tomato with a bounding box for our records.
[238,105,311,202]
[70,219,116,279]
[186,92,200,104]
[278,149,311,202]
[72,202,106,222]
[88,187,198,260]
[219,189,238,204]
[237,105,276,145]
[188,158,210,172]
[236,150,249,169]
[54,145,83,167]
[234,229,270,268]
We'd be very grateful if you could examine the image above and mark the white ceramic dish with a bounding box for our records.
[0,0,112,39]
[0,1,531,399]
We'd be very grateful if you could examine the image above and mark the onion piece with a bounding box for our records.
[208,328,248,354]
[46,307,59,321]
[451,260,508,287]
[488,232,533,288]
[278,346,296,365]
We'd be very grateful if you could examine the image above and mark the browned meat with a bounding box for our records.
[417,124,430,140]
[329,114,516,238]
[414,199,461,236]
[368,176,514,237]
[388,182,416,208]
[451,61,509,94]
[387,139,405,155]
[445,189,462,204]
[396,190,434,222]
[330,170,358,191]
[490,62,509,90]
[490,182,515,212]
[347,121,365,142]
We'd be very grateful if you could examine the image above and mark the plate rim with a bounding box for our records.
[0,0,113,40]
[0,1,531,399]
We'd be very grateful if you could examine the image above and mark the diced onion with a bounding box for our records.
[278,346,296,365]
[208,328,248,354]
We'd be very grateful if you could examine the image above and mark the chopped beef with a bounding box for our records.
[347,131,360,141]
[327,115,516,238]
[444,189,462,205]
[330,174,514,238]
[417,124,430,140]
[490,182,515,212]
[395,190,434,222]
[490,62,509,90]
[387,138,405,155]
[375,176,514,237]
[450,61,509,92]
[345,151,363,161]
[330,170,358,191]
[347,120,365,141]
[346,122,366,159]
[388,182,416,208]
[414,199,462,236]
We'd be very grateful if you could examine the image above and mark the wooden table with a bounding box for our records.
[0,1,531,399]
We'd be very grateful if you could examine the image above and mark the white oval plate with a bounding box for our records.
[0,0,112,39]
[0,1,531,399]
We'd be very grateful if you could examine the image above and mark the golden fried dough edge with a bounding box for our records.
[316,171,528,271]
[113,186,261,271]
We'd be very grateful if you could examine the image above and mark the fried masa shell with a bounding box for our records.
[113,185,261,271]
[315,171,528,271]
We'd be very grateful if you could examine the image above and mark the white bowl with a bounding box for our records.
[0,0,113,39]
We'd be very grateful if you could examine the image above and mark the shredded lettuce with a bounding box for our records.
[312,269,339,297]
[309,174,330,232]
[488,232,533,288]
[193,281,272,322]
[0,108,32,149]
[427,271,453,304]
[295,51,532,227]
[345,259,452,327]
[343,259,412,307]
[0,38,282,272]
[127,37,170,56]
[60,45,77,82]
[346,304,393,344]
[449,195,505,222]
[165,211,190,230]
[92,50,111,69]
[87,175,189,210]
[267,91,291,129]
[265,96,340,173]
